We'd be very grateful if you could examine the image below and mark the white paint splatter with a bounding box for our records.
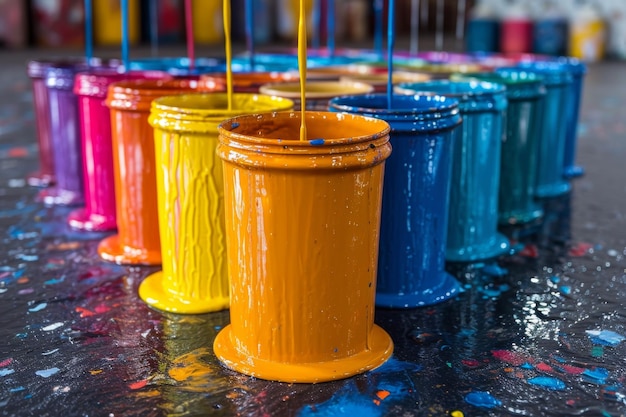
[41,322,64,331]
[0,288,6,293]
[42,349,59,356]
[35,368,60,378]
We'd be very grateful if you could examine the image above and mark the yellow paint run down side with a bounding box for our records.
[139,93,293,314]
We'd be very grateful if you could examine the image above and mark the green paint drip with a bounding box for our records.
[591,346,604,357]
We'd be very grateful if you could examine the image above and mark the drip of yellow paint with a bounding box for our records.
[223,0,233,110]
[298,0,307,141]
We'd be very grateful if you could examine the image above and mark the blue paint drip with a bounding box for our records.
[583,368,609,384]
[0,369,15,377]
[374,0,383,58]
[44,276,65,285]
[85,0,93,65]
[28,303,47,312]
[528,376,566,390]
[327,0,336,57]
[9,386,25,392]
[550,276,561,283]
[35,367,60,378]
[309,138,325,146]
[586,330,626,346]
[482,264,509,277]
[464,391,502,409]
[311,0,320,49]
[559,286,572,295]
[521,362,534,370]
[387,0,395,109]
[121,0,129,71]
[245,0,255,70]
[231,122,240,129]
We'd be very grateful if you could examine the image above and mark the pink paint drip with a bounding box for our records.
[491,350,530,366]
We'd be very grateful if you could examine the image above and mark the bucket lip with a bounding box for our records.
[108,78,199,96]
[27,57,99,78]
[395,79,507,97]
[151,92,295,118]
[218,111,390,147]
[400,62,486,74]
[339,71,431,85]
[129,56,224,69]
[329,93,460,115]
[506,62,574,84]
[259,81,374,98]
[451,71,543,86]
[74,69,171,97]
[199,70,300,84]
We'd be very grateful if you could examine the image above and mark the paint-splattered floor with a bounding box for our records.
[1,49,625,416]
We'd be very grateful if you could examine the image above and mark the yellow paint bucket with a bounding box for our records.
[138,93,294,314]
[259,81,373,110]
[213,111,394,383]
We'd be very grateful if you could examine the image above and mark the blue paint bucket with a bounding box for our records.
[465,18,499,53]
[129,57,225,75]
[532,18,568,56]
[395,80,509,262]
[231,53,299,72]
[554,57,587,179]
[512,61,573,197]
[453,71,546,225]
[329,94,463,308]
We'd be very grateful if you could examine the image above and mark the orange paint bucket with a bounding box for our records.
[97,79,206,265]
[138,93,294,314]
[198,71,299,93]
[213,111,394,383]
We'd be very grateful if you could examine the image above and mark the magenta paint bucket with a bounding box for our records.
[68,68,171,231]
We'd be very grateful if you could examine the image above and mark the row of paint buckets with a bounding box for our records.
[26,50,586,383]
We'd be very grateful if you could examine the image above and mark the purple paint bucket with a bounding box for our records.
[37,63,91,205]
[27,58,93,187]
[67,69,172,231]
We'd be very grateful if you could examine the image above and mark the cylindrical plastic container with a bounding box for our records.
[198,71,299,93]
[68,69,171,231]
[138,93,294,314]
[454,71,546,225]
[26,58,86,187]
[500,1,533,54]
[94,0,140,45]
[557,57,587,178]
[397,63,487,80]
[37,64,89,205]
[396,80,509,262]
[97,79,201,265]
[213,111,393,383]
[128,57,225,75]
[513,61,574,198]
[259,81,373,110]
[339,72,431,93]
[466,19,500,53]
[330,94,463,308]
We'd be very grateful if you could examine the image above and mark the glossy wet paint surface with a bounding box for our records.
[1,53,626,415]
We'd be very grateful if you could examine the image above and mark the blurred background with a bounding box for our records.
[0,0,623,61]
